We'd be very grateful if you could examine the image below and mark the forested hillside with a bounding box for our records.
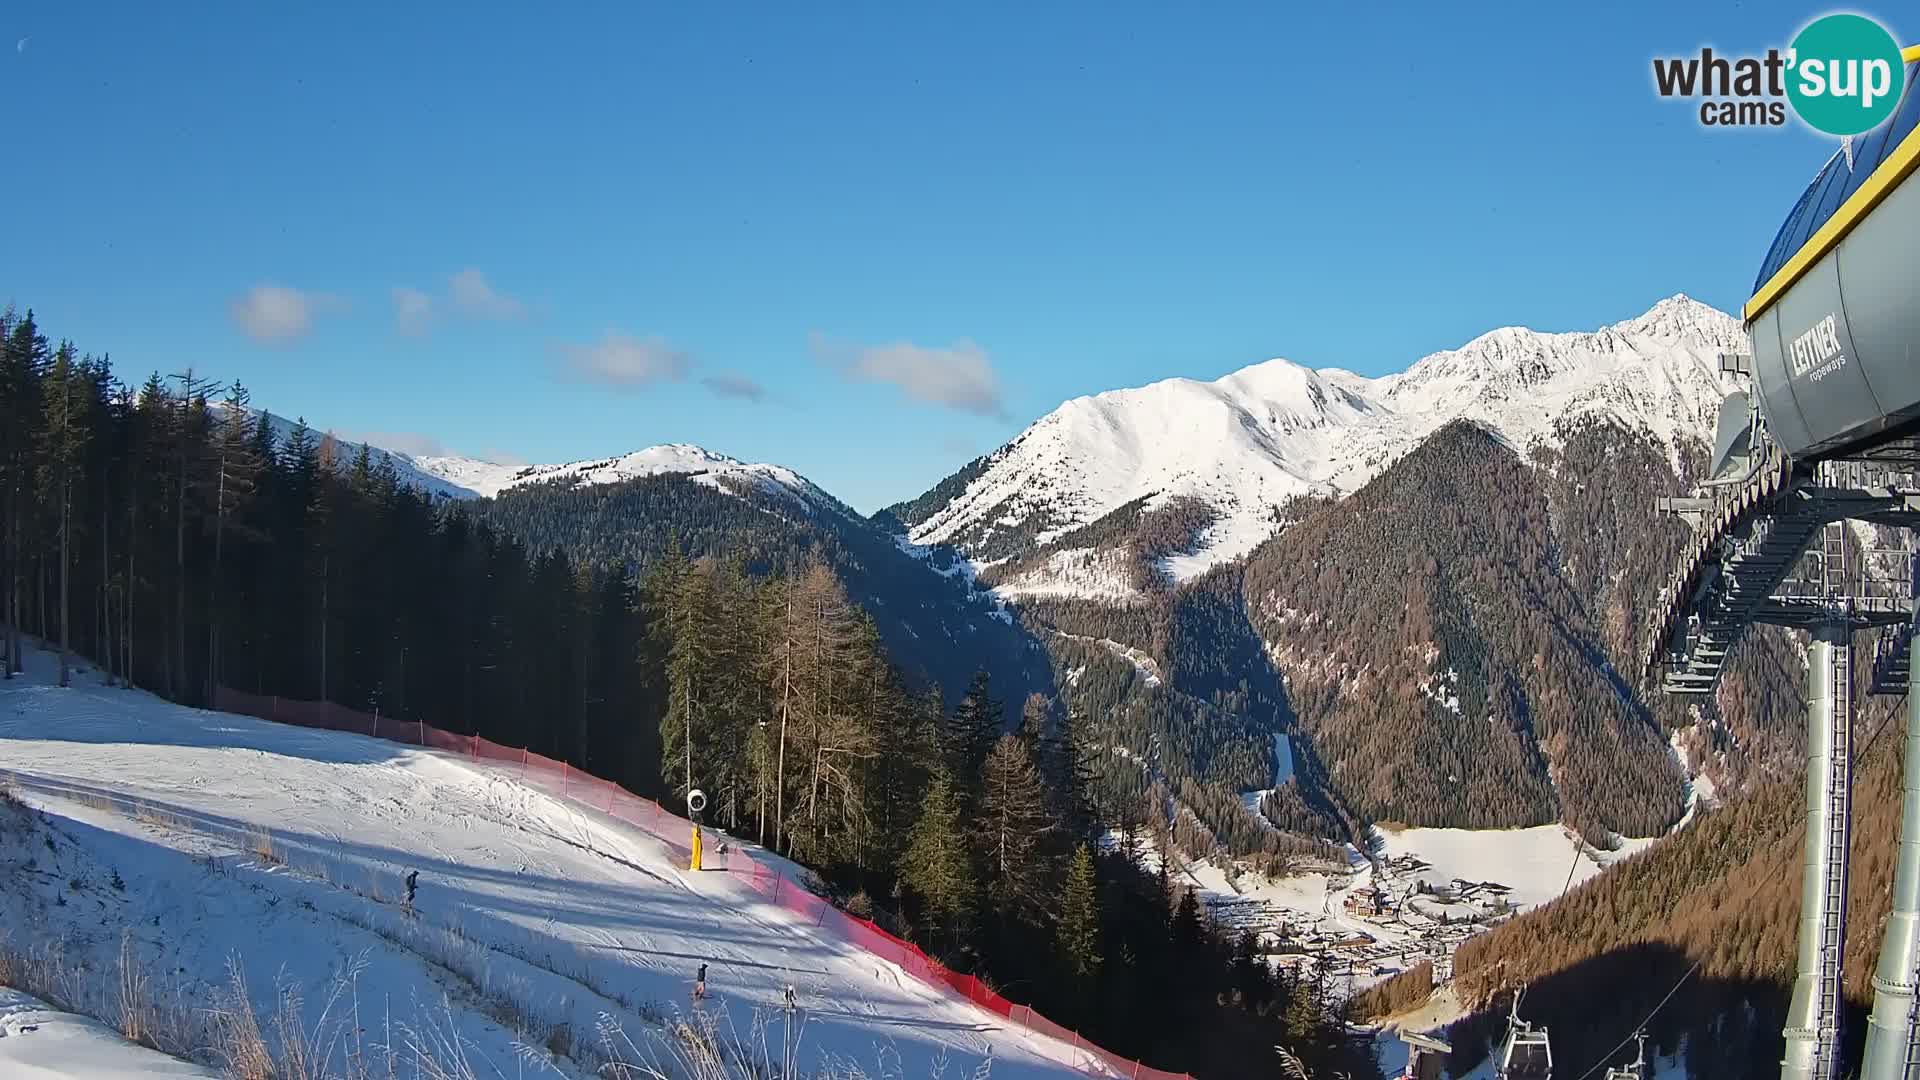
[470,471,1053,713]
[975,413,1765,865]
[1243,419,1697,843]
[879,298,1776,855]
[0,306,1379,1080]
[1372,667,1907,1078]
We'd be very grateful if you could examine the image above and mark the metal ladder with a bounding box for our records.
[1816,517,1855,1078]
[1905,966,1920,1080]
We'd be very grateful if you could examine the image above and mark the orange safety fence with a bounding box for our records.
[211,687,1191,1080]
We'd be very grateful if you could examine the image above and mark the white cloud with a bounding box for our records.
[228,284,339,344]
[702,372,768,402]
[556,332,691,387]
[392,287,434,336]
[449,268,525,320]
[812,333,1005,416]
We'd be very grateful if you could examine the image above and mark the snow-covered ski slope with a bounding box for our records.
[0,650,1120,1079]
[0,987,218,1079]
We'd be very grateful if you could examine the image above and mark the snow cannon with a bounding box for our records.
[687,788,707,871]
[1744,46,1920,464]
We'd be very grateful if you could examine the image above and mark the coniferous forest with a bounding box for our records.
[0,308,1381,1080]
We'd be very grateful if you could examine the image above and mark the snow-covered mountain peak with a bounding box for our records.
[902,295,1743,600]
[1218,357,1378,427]
[402,442,837,510]
[223,410,836,514]
[1610,293,1742,343]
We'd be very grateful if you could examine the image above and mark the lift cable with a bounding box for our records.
[1564,689,1909,1080]
[1567,958,1702,1080]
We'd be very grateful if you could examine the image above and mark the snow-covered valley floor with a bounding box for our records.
[0,647,1107,1079]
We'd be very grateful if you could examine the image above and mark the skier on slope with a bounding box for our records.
[692,962,708,1001]
[404,869,419,912]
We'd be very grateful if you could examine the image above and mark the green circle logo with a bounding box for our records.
[1787,14,1906,136]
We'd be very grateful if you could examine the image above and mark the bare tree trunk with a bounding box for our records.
[2,481,11,678]
[207,456,225,704]
[174,440,186,702]
[5,451,25,678]
[775,589,792,854]
[320,554,329,703]
[809,610,833,833]
[56,473,70,688]
[99,499,109,683]
[126,501,135,689]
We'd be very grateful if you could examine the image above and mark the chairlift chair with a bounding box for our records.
[1495,989,1553,1080]
[1601,1032,1647,1080]
[1397,1030,1451,1080]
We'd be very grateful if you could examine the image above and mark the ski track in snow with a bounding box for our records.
[0,649,1113,1080]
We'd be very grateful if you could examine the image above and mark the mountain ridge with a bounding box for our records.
[893,294,1743,602]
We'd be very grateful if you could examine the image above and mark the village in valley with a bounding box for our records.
[1118,820,1652,998]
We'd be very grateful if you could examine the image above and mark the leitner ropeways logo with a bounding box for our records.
[1653,12,1906,135]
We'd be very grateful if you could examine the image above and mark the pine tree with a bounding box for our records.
[36,343,91,686]
[1041,704,1102,841]
[901,773,974,939]
[166,369,215,701]
[869,677,940,872]
[1282,965,1326,1046]
[1171,886,1203,951]
[1058,842,1102,980]
[945,670,1002,790]
[1231,928,1269,1009]
[205,382,260,699]
[1,311,51,678]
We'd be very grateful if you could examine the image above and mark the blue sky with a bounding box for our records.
[1,2,1886,511]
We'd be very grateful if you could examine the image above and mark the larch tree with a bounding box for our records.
[776,559,863,864]
[657,556,721,802]
[974,733,1057,922]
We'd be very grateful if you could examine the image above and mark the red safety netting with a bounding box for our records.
[211,687,1190,1080]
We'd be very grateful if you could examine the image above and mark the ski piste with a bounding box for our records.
[0,648,1187,1079]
